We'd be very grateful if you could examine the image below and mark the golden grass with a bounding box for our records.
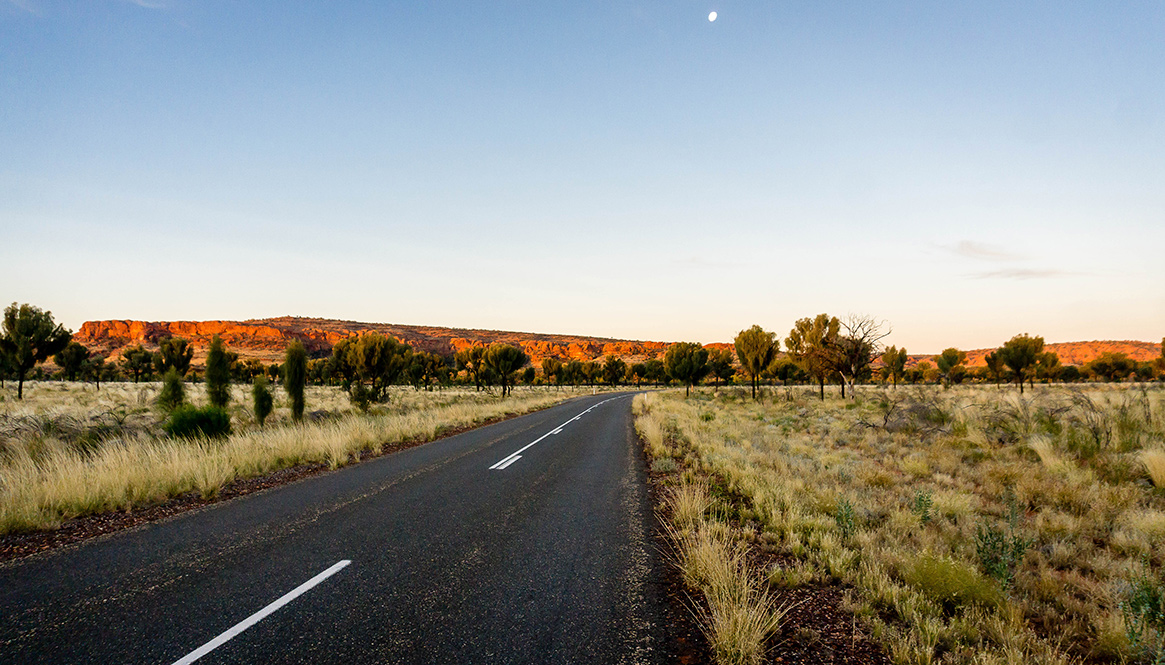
[0,382,576,534]
[1142,448,1165,488]
[635,384,1165,665]
[663,483,791,665]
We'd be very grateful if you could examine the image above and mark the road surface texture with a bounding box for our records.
[0,392,678,665]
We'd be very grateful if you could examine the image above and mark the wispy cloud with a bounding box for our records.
[945,240,1024,262]
[124,0,167,8]
[970,268,1079,280]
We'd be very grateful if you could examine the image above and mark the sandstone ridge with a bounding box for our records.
[74,318,1161,370]
[75,317,672,366]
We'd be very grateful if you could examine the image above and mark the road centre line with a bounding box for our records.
[488,397,618,470]
[171,560,351,665]
[494,455,522,470]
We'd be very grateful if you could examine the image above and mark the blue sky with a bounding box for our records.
[2,1,1162,352]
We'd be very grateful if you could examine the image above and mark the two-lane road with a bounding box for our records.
[0,392,674,664]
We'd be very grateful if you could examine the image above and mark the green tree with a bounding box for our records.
[734,325,777,400]
[240,359,265,382]
[541,357,563,390]
[766,356,801,386]
[0,349,13,388]
[332,333,412,403]
[644,359,666,386]
[205,334,232,408]
[455,344,487,391]
[54,341,90,381]
[564,360,584,389]
[602,355,627,388]
[307,358,331,386]
[252,375,274,427]
[408,351,447,391]
[1058,365,1081,383]
[157,367,186,412]
[881,346,908,388]
[483,344,529,397]
[0,303,72,399]
[120,345,155,384]
[583,361,599,388]
[522,366,536,385]
[915,360,939,384]
[935,348,967,389]
[664,342,709,397]
[1035,351,1061,383]
[983,350,1005,386]
[153,337,194,377]
[1084,352,1136,383]
[998,334,1044,394]
[707,348,735,387]
[786,313,841,400]
[81,355,113,390]
[630,362,647,388]
[284,341,307,422]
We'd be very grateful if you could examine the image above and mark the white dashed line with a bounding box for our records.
[171,560,351,665]
[489,397,619,470]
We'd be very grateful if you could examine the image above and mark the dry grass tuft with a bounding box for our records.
[1142,448,1165,488]
[667,480,712,531]
[668,516,792,665]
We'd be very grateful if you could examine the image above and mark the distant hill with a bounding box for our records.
[74,317,1160,370]
[907,340,1161,368]
[74,317,672,367]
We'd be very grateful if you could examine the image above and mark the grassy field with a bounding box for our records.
[635,383,1165,665]
[0,380,587,535]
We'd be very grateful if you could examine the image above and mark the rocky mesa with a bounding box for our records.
[74,317,673,367]
[74,317,1161,371]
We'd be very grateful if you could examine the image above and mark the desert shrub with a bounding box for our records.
[204,335,231,408]
[349,382,372,412]
[284,341,307,423]
[976,515,1030,590]
[835,497,856,539]
[163,405,231,440]
[252,376,273,427]
[901,554,1002,613]
[911,490,934,524]
[1119,572,1165,663]
[652,457,679,474]
[156,367,185,412]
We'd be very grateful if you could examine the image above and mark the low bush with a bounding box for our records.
[900,553,1002,613]
[164,405,232,440]
[156,368,186,412]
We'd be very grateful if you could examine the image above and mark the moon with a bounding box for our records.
[708,11,717,21]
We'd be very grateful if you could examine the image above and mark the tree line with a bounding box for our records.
[3,302,1163,407]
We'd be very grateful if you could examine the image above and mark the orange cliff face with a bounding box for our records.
[73,317,687,368]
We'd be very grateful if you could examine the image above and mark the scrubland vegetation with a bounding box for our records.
[0,381,573,535]
[637,384,1165,665]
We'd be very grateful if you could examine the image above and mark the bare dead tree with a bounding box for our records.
[834,314,891,399]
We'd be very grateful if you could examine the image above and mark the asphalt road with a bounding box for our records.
[0,392,675,665]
